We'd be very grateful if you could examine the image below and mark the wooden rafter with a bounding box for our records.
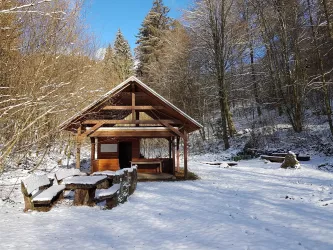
[82,119,181,125]
[159,120,185,139]
[81,122,104,137]
[101,106,164,110]
[132,83,135,121]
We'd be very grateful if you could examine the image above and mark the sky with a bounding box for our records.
[82,0,193,53]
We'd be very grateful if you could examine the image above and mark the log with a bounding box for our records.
[297,156,310,161]
[270,153,310,161]
[260,155,285,163]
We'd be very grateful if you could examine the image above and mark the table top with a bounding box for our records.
[62,175,107,188]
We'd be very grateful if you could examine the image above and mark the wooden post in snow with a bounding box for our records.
[168,138,172,159]
[184,131,188,179]
[176,136,180,172]
[172,137,175,175]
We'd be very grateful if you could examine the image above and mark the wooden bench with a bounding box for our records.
[92,159,120,172]
[54,168,87,184]
[131,159,163,173]
[21,174,65,212]
[93,166,138,209]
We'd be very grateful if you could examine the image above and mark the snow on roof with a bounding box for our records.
[32,185,65,202]
[22,174,50,195]
[59,76,203,131]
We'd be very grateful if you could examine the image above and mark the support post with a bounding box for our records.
[90,137,95,173]
[172,137,175,175]
[184,131,188,179]
[76,126,82,169]
[176,136,180,172]
[132,83,136,121]
[168,138,172,159]
[136,111,140,127]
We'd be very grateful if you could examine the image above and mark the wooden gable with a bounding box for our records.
[59,76,202,138]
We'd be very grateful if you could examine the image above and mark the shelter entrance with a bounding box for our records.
[119,142,132,169]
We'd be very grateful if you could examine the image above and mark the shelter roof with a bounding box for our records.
[59,76,202,133]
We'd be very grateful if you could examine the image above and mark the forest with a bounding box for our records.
[1,0,333,172]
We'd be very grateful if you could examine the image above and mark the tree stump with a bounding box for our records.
[281,152,301,169]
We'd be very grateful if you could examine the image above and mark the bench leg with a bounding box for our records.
[105,194,118,209]
[74,188,96,206]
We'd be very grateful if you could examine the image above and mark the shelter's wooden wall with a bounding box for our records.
[97,137,140,159]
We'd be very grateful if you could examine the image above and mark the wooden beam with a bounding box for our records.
[136,111,140,127]
[90,137,95,174]
[81,122,104,137]
[168,138,172,159]
[76,126,82,169]
[90,130,174,138]
[172,137,175,175]
[132,83,135,121]
[101,105,164,110]
[184,131,188,179]
[159,120,185,139]
[176,136,180,172]
[82,119,181,125]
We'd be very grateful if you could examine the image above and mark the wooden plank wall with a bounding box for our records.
[97,137,140,159]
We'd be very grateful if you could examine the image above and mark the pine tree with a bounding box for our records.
[135,0,171,79]
[102,44,117,84]
[113,29,134,80]
[102,30,134,84]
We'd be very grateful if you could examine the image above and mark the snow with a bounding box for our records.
[95,184,120,199]
[32,185,65,202]
[92,170,116,176]
[22,174,50,195]
[55,168,86,181]
[1,156,333,249]
[62,176,107,185]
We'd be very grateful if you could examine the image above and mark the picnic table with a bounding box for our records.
[62,176,107,206]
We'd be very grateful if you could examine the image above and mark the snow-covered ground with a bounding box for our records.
[1,156,333,250]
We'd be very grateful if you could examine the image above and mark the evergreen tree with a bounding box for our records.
[135,0,171,79]
[102,30,134,84]
[113,29,134,80]
[102,44,117,84]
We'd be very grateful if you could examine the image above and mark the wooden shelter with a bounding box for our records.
[59,76,202,178]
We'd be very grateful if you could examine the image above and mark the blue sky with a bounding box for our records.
[82,0,192,52]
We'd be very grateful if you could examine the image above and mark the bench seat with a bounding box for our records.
[32,185,65,204]
[92,170,116,176]
[95,184,120,201]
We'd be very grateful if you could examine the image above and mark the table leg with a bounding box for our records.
[74,188,96,206]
